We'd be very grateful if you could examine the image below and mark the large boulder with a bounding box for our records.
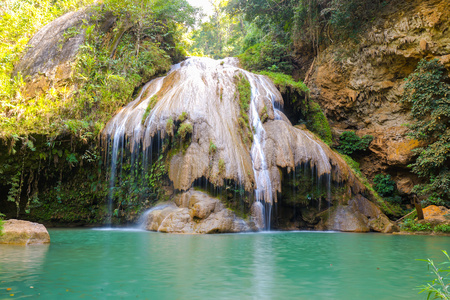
[14,8,115,98]
[422,205,450,225]
[320,195,399,233]
[144,190,253,234]
[324,205,370,232]
[0,219,50,245]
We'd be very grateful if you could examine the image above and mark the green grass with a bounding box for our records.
[259,71,309,93]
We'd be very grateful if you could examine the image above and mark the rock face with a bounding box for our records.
[14,8,115,98]
[0,219,50,245]
[321,195,399,233]
[144,190,253,233]
[422,205,450,225]
[309,0,450,189]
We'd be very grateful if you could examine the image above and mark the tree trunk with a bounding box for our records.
[413,195,424,220]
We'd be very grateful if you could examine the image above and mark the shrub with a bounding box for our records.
[337,131,373,155]
[177,123,193,140]
[238,39,293,74]
[402,58,450,206]
[209,141,217,154]
[373,174,395,197]
[307,101,332,145]
[434,224,450,233]
[401,219,432,232]
[178,112,188,122]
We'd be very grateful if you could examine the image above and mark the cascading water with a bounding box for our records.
[102,56,343,231]
[245,73,282,230]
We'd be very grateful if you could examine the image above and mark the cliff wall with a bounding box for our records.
[307,0,450,197]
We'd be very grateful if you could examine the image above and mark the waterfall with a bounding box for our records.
[102,56,338,230]
[245,73,282,230]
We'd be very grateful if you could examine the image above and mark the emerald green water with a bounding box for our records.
[0,230,448,299]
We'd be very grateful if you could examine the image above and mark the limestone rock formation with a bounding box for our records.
[103,57,365,202]
[103,56,394,232]
[144,190,253,233]
[309,0,450,189]
[0,219,50,245]
[320,195,399,233]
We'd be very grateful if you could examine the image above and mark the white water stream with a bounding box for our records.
[103,57,334,230]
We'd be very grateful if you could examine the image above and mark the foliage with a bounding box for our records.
[435,224,450,233]
[0,0,196,138]
[373,174,402,203]
[418,251,450,299]
[402,59,450,206]
[307,101,332,145]
[259,71,308,93]
[238,38,293,73]
[401,216,450,233]
[0,0,198,221]
[0,0,95,102]
[340,153,404,217]
[166,118,174,135]
[401,219,433,232]
[178,123,193,140]
[178,111,188,122]
[235,73,253,145]
[337,131,373,155]
[188,0,246,58]
[228,0,385,55]
[0,213,4,236]
[209,141,217,154]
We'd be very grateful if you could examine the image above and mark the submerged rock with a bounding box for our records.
[0,219,50,245]
[144,190,253,234]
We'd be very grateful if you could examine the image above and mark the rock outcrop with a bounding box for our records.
[421,205,450,225]
[319,195,399,233]
[14,8,115,98]
[144,190,253,233]
[0,219,50,245]
[308,0,450,189]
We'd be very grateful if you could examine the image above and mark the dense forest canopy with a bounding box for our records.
[186,0,387,73]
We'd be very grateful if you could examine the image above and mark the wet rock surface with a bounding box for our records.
[144,190,253,234]
[0,219,50,245]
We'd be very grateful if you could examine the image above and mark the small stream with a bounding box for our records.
[1,229,448,299]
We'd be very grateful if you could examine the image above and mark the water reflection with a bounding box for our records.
[252,234,274,299]
[0,244,49,297]
[0,230,448,299]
